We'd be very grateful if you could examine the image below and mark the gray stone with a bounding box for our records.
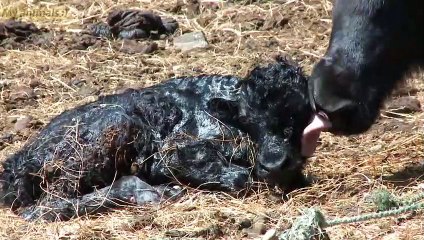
[14,115,33,132]
[387,96,422,114]
[77,85,99,98]
[0,80,12,88]
[239,218,252,230]
[29,79,42,88]
[173,31,208,51]
[10,86,35,101]
[262,229,278,240]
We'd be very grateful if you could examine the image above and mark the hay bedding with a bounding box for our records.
[0,0,422,239]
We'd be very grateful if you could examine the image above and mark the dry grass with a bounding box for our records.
[0,0,423,239]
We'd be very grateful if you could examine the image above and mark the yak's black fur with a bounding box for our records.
[310,0,423,135]
[0,57,312,221]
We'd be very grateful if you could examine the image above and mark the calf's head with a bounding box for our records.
[208,57,313,189]
[210,57,313,189]
[309,0,423,135]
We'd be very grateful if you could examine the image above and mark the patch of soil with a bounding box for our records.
[1,84,43,111]
[370,117,419,135]
[115,40,159,54]
[229,10,289,31]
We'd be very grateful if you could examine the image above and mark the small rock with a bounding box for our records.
[238,218,252,230]
[29,79,41,88]
[10,86,35,101]
[118,40,158,54]
[119,215,155,231]
[114,87,133,94]
[7,115,18,124]
[392,85,419,96]
[231,14,264,31]
[68,79,86,88]
[262,229,277,240]
[242,216,268,238]
[266,192,283,203]
[198,13,217,27]
[244,38,259,50]
[201,0,221,11]
[0,133,13,142]
[186,0,200,18]
[262,14,289,30]
[0,80,12,88]
[164,230,186,238]
[14,115,33,132]
[386,96,422,114]
[77,85,99,98]
[4,102,18,111]
[71,34,97,50]
[130,162,139,175]
[0,133,14,150]
[19,128,32,139]
[183,206,196,211]
[40,65,50,72]
[373,118,412,133]
[266,38,280,48]
[252,216,267,235]
[369,144,383,152]
[382,232,402,240]
[30,119,44,129]
[168,0,184,13]
[173,31,208,52]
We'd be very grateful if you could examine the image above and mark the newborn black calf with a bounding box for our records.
[0,57,312,221]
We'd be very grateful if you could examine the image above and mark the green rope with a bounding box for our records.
[325,201,424,227]
[369,189,424,211]
[278,189,424,240]
[401,192,424,205]
[278,208,328,240]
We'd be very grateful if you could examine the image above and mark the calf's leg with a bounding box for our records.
[148,140,253,193]
[19,176,182,222]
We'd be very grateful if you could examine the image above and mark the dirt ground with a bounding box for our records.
[0,0,423,239]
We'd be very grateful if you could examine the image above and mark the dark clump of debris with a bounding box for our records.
[0,19,47,49]
[0,20,42,41]
[0,57,313,222]
[0,11,177,53]
[88,9,179,39]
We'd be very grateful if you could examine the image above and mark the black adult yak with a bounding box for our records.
[306,0,423,136]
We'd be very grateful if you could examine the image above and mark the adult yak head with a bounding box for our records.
[308,0,423,135]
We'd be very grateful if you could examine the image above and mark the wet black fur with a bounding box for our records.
[0,57,312,221]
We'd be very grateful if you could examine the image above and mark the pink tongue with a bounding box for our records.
[301,114,331,157]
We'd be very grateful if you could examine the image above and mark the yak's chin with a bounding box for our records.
[326,105,380,136]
